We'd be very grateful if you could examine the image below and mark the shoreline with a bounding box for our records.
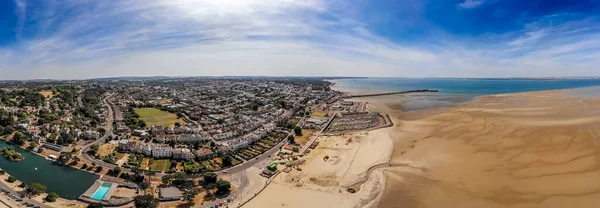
[372,86,600,207]
[0,168,88,208]
[328,84,600,208]
[0,139,101,204]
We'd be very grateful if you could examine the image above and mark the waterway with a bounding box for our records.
[0,141,98,200]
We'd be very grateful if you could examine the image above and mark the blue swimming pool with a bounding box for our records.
[91,184,111,200]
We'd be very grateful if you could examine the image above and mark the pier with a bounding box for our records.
[341,89,439,99]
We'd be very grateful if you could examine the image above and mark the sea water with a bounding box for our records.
[331,78,600,111]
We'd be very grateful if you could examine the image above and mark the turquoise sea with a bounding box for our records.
[331,78,600,111]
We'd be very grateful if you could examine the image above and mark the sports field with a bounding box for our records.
[39,91,57,99]
[134,108,186,128]
[97,144,116,157]
[151,159,171,172]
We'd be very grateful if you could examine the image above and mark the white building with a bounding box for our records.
[152,145,173,158]
[83,130,100,140]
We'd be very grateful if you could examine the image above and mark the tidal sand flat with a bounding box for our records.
[378,88,600,208]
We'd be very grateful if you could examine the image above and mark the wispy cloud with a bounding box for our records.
[14,0,27,38]
[457,0,484,9]
[1,0,600,79]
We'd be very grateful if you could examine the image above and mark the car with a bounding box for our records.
[223,170,228,173]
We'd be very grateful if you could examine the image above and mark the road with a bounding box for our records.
[76,94,308,207]
[203,116,309,208]
[79,93,120,171]
[0,181,51,208]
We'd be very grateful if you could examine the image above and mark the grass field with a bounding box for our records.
[115,152,127,161]
[159,99,173,105]
[294,129,317,145]
[97,144,116,157]
[151,159,171,172]
[134,108,186,128]
[39,91,57,99]
[140,158,150,170]
[176,162,184,172]
[311,111,327,120]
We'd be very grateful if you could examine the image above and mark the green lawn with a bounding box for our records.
[134,108,186,128]
[311,111,327,120]
[150,159,171,172]
[115,152,127,160]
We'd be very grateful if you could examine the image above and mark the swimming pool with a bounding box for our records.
[91,183,111,200]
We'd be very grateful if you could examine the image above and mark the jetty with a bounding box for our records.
[341,89,439,99]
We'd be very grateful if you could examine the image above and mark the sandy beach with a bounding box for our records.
[244,85,600,208]
[243,125,395,208]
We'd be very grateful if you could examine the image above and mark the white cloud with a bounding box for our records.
[1,1,600,80]
[457,0,484,9]
[14,0,27,38]
[508,29,547,46]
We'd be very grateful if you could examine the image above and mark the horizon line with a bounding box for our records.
[3,75,600,82]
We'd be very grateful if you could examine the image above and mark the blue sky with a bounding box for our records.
[1,0,600,79]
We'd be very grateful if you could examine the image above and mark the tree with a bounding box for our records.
[161,175,173,185]
[112,167,122,175]
[216,179,231,195]
[45,192,59,202]
[222,156,233,167]
[293,126,302,136]
[82,163,88,169]
[95,166,103,173]
[87,203,104,208]
[184,191,196,204]
[27,183,47,196]
[7,176,17,183]
[12,131,26,145]
[27,142,38,150]
[174,122,181,127]
[203,172,217,185]
[287,135,295,144]
[173,172,188,181]
[134,194,159,208]
[98,128,106,136]
[139,181,150,190]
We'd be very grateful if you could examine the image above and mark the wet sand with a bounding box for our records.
[245,85,600,208]
[378,89,600,208]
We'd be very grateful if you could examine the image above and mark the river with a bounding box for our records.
[0,141,98,200]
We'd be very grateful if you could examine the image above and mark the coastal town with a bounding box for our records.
[0,77,395,208]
